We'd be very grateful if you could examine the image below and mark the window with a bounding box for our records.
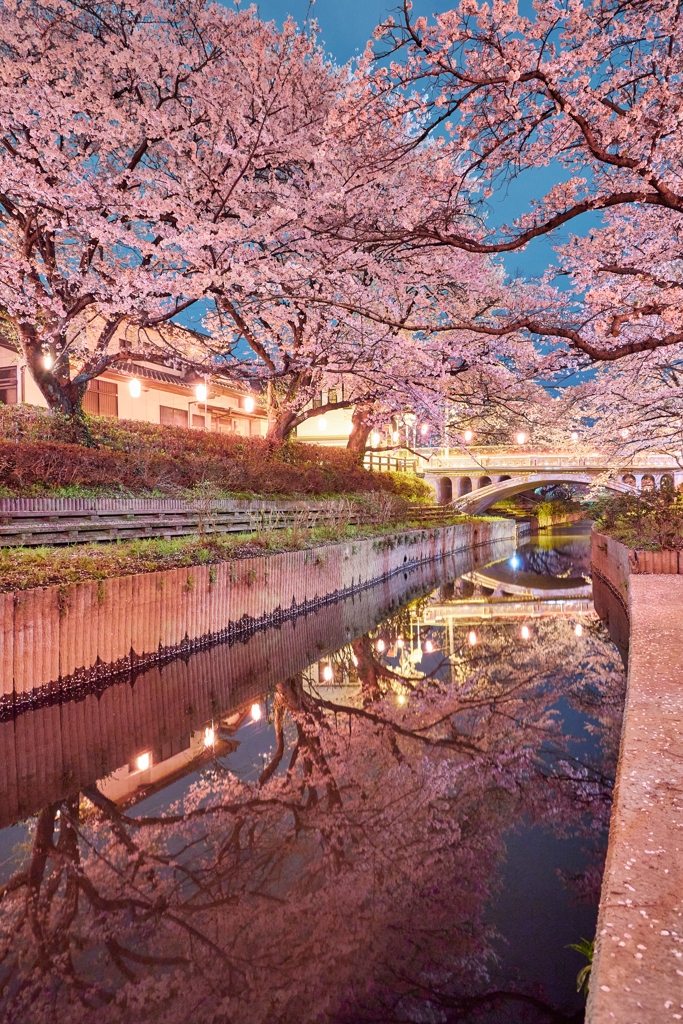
[191,414,205,429]
[82,378,118,417]
[328,388,337,405]
[160,405,188,427]
[0,366,17,406]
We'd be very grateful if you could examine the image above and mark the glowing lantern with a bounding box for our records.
[376,639,385,652]
[244,396,255,412]
[521,625,530,640]
[43,353,54,370]
[318,416,327,430]
[574,624,583,637]
[196,383,207,402]
[129,378,141,398]
[372,432,380,446]
[464,429,473,442]
[323,664,333,681]
[203,726,215,747]
[136,752,150,771]
[516,432,526,445]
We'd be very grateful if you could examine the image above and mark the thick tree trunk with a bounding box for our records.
[19,323,93,443]
[346,402,374,463]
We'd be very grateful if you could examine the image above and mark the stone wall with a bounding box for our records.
[0,519,516,706]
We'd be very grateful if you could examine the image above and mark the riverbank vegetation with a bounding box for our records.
[593,488,683,551]
[0,407,433,502]
[0,508,487,593]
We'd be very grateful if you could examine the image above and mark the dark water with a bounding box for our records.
[0,526,625,1024]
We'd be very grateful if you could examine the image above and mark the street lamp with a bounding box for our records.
[516,432,526,445]
[464,429,473,442]
[570,431,579,442]
[43,353,54,370]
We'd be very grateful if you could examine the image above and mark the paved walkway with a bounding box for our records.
[588,575,683,1022]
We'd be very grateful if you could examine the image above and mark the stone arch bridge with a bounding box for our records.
[422,449,683,516]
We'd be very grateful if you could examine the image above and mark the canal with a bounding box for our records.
[0,525,625,1023]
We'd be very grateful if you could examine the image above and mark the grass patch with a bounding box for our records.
[0,515,488,593]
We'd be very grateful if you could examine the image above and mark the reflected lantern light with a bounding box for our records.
[318,416,327,430]
[203,726,215,747]
[574,624,583,637]
[251,703,262,722]
[521,625,530,640]
[397,637,404,648]
[468,631,477,646]
[424,639,434,653]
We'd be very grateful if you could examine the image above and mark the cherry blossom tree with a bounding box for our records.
[332,0,683,371]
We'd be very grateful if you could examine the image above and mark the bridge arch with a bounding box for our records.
[478,476,492,489]
[458,476,472,496]
[453,472,630,516]
[439,477,453,504]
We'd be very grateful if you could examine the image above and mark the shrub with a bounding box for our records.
[593,487,683,550]
[0,406,428,499]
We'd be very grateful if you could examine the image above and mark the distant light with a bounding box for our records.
[397,637,404,648]
[322,664,333,681]
[318,416,327,430]
[244,396,255,413]
[521,625,530,640]
[203,726,215,747]
[509,554,520,569]
[136,752,150,771]
[251,703,262,721]
[376,639,385,652]
[464,429,473,442]
[43,353,54,370]
[574,624,583,637]
[621,428,629,439]
[196,383,207,402]
[397,694,407,705]
[468,631,477,646]
[351,652,358,666]
[129,378,141,398]
[424,639,434,653]
[516,432,526,445]
[420,423,429,436]
[392,430,399,442]
[371,432,380,446]
[570,432,579,442]
[404,412,416,425]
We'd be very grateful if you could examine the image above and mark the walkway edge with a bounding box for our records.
[587,530,683,1023]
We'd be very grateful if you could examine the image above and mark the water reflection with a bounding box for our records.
[0,528,624,1024]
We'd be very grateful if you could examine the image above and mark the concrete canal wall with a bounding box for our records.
[0,519,516,704]
[588,530,683,1024]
